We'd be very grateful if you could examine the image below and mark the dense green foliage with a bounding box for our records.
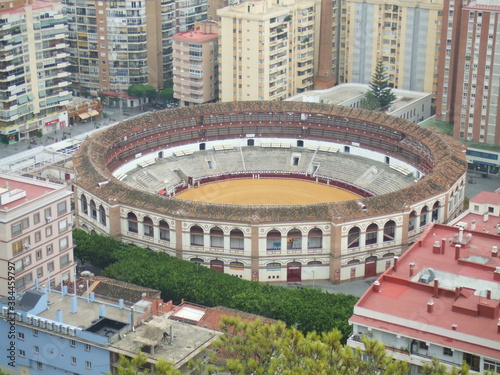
[73,230,357,339]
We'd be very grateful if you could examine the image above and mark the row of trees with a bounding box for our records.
[114,318,477,375]
[73,229,357,339]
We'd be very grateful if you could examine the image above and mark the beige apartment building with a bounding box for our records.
[0,0,71,144]
[436,0,500,145]
[339,0,443,100]
[0,175,74,296]
[172,21,219,106]
[217,0,322,102]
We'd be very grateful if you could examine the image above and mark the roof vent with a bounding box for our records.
[451,324,457,331]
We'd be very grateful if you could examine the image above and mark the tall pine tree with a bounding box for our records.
[367,60,396,108]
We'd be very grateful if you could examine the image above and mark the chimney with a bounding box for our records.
[452,324,458,331]
[56,310,63,323]
[409,262,415,277]
[393,256,399,271]
[433,241,441,254]
[418,239,423,247]
[441,238,446,254]
[493,246,498,258]
[494,267,500,281]
[433,279,439,297]
[455,287,460,299]
[427,298,434,313]
[373,281,380,293]
[458,227,464,242]
[487,289,492,300]
[71,297,78,314]
[484,212,489,222]
[455,244,461,260]
[471,220,476,230]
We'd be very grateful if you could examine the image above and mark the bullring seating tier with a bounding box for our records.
[121,147,415,197]
[74,101,467,223]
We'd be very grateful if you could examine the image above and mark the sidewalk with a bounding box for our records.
[0,105,144,160]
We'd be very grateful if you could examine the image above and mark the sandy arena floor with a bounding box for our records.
[175,178,360,205]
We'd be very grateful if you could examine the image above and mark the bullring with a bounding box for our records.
[73,101,467,282]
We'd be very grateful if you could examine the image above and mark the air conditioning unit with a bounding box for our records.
[46,321,53,331]
[68,327,76,337]
[53,323,61,333]
[33,317,39,327]
[2,306,9,316]
[46,217,52,223]
[61,325,68,335]
[26,315,33,325]
[16,313,22,321]
[23,243,30,250]
[39,319,46,329]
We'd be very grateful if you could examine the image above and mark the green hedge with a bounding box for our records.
[73,229,357,340]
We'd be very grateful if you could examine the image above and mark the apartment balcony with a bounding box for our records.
[56,61,70,69]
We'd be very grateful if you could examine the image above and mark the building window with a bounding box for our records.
[59,237,68,250]
[72,357,77,365]
[443,347,453,356]
[489,207,494,213]
[35,231,41,243]
[18,332,25,340]
[229,229,244,250]
[59,220,68,233]
[127,212,138,233]
[34,346,39,354]
[70,340,76,348]
[37,362,43,371]
[44,208,52,221]
[57,201,67,216]
[419,341,428,350]
[143,216,154,237]
[60,254,70,268]
[85,361,92,370]
[47,244,53,255]
[47,262,54,272]
[37,267,43,278]
[34,213,40,224]
[348,227,360,248]
[190,225,204,246]
[464,352,480,371]
[159,220,170,241]
[85,344,91,352]
[19,349,25,357]
[484,359,500,373]
[12,218,29,237]
[365,223,378,245]
[46,226,52,237]
[33,329,38,337]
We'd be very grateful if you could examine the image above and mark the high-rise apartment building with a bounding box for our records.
[436,0,500,144]
[172,21,219,106]
[217,0,322,102]
[339,0,443,99]
[0,174,74,296]
[0,0,71,144]
[63,0,208,96]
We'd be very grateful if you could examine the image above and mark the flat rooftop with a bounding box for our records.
[110,314,219,367]
[37,291,132,330]
[351,223,500,358]
[0,175,62,211]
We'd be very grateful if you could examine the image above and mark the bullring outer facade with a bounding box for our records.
[73,101,467,283]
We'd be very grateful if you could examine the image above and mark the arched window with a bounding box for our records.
[229,229,244,250]
[143,216,154,237]
[431,201,440,222]
[308,228,323,249]
[267,229,281,250]
[383,252,395,258]
[347,259,360,265]
[190,258,203,264]
[127,212,138,233]
[99,205,106,226]
[80,195,88,215]
[190,225,204,246]
[267,262,281,269]
[159,220,170,241]
[420,206,429,227]
[89,199,97,220]
[408,211,417,231]
[383,220,396,242]
[348,227,360,248]
[230,261,244,268]
[308,261,322,265]
[287,228,302,250]
[210,227,224,248]
[365,223,378,245]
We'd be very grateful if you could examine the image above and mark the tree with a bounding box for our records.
[159,87,174,102]
[367,60,396,108]
[112,351,182,375]
[127,84,157,110]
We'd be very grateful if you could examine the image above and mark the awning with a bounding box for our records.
[78,112,90,120]
[89,110,99,117]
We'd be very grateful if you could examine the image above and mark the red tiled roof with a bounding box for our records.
[351,223,500,359]
[471,191,500,205]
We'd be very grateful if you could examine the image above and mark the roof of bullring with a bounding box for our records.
[72,101,467,224]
